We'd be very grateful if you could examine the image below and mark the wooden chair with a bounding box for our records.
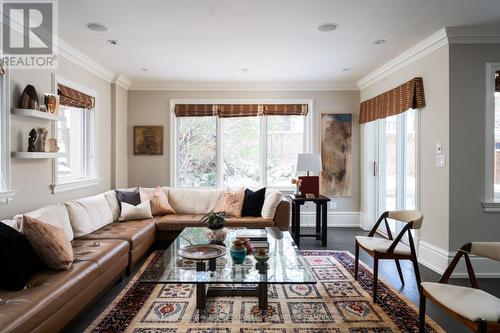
[355,210,423,303]
[419,242,500,333]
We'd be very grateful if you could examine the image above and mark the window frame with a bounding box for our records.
[0,64,16,204]
[169,99,313,191]
[50,74,99,194]
[483,63,500,212]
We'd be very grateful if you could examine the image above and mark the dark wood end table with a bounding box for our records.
[289,194,331,248]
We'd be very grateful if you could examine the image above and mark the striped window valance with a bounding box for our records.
[359,77,425,124]
[58,84,95,109]
[174,104,308,117]
[496,71,500,92]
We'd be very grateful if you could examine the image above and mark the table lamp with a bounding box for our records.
[296,153,322,197]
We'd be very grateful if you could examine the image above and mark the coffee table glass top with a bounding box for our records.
[140,227,316,284]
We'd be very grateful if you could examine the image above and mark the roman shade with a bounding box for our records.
[496,71,500,92]
[58,84,95,109]
[359,77,425,124]
[174,104,309,117]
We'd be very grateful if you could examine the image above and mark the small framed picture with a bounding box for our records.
[133,126,163,155]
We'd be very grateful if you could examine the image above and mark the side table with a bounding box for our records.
[288,194,330,248]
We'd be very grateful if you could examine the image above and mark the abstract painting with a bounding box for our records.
[320,113,352,197]
[134,126,163,155]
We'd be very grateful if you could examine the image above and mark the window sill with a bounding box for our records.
[481,201,500,213]
[51,178,100,194]
[0,190,18,205]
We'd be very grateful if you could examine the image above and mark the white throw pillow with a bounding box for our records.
[1,219,18,230]
[65,194,113,238]
[261,191,283,219]
[13,203,74,241]
[120,201,153,221]
[103,190,121,221]
[163,187,223,214]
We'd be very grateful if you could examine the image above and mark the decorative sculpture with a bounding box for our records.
[36,127,48,152]
[28,128,37,152]
[45,138,60,152]
[20,85,39,110]
[44,94,58,114]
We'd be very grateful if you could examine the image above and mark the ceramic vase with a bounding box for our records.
[254,248,270,263]
[230,239,247,264]
[206,227,227,243]
[238,237,253,255]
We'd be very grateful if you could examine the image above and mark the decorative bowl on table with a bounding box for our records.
[177,244,227,261]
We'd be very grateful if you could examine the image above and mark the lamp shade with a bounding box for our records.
[296,153,322,172]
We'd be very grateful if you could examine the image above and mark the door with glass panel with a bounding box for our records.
[376,109,418,238]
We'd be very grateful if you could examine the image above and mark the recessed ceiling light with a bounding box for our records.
[85,23,109,32]
[342,67,351,72]
[373,39,386,45]
[106,40,118,46]
[317,23,338,32]
[140,68,147,72]
[241,68,250,72]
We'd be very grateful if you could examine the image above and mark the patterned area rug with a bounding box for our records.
[85,250,444,333]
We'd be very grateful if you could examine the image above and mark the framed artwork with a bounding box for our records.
[133,126,163,155]
[320,113,352,197]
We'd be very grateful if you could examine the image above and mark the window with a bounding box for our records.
[50,75,98,194]
[0,65,15,203]
[484,64,500,210]
[377,109,419,233]
[174,107,308,189]
[57,105,93,182]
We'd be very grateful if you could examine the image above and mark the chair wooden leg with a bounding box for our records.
[477,320,487,333]
[412,256,422,290]
[373,255,379,303]
[354,242,360,280]
[419,291,426,333]
[395,259,405,286]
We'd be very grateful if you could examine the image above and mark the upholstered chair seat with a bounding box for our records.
[355,236,411,255]
[421,282,500,322]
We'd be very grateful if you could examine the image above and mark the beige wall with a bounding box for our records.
[111,83,128,189]
[128,90,361,212]
[449,44,500,249]
[0,56,112,219]
[360,45,450,251]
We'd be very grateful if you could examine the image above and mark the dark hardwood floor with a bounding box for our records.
[68,227,500,333]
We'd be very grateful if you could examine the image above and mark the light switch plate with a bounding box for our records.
[436,154,445,167]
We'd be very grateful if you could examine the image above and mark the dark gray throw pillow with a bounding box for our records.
[115,188,141,209]
[0,222,43,290]
[242,187,266,217]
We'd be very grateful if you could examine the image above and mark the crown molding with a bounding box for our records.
[112,74,131,90]
[357,28,448,90]
[57,38,115,82]
[129,81,359,91]
[446,26,500,44]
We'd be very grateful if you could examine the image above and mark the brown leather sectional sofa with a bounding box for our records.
[0,188,290,333]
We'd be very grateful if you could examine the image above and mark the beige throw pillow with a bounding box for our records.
[214,188,245,217]
[139,187,176,215]
[120,201,154,221]
[22,215,73,270]
[261,191,283,219]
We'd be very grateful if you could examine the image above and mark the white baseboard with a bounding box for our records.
[296,211,361,228]
[418,241,500,278]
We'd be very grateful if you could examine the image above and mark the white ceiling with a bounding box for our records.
[58,0,500,89]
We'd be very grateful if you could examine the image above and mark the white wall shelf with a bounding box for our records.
[11,152,65,159]
[11,108,64,121]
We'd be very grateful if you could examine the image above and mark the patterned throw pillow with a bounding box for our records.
[139,187,176,216]
[21,215,73,270]
[214,188,245,218]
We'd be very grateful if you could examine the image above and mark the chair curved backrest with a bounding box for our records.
[471,242,500,262]
[388,210,423,229]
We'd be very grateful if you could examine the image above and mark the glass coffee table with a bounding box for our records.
[141,227,316,314]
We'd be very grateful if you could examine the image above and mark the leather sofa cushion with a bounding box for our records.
[65,194,114,238]
[0,260,99,333]
[162,186,223,215]
[13,203,74,241]
[77,219,156,251]
[72,239,129,274]
[156,214,273,231]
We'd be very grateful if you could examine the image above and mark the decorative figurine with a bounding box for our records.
[44,94,59,114]
[35,127,48,152]
[20,85,39,110]
[28,128,37,152]
[45,138,60,152]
